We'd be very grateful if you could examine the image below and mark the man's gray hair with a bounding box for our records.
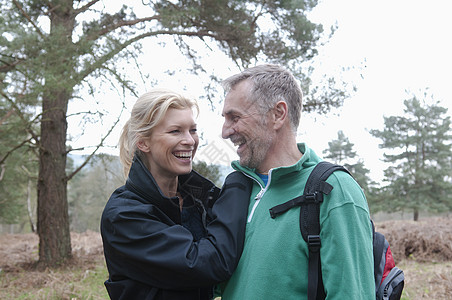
[222,64,303,133]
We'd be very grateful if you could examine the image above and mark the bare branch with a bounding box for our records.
[82,15,160,43]
[101,65,140,98]
[77,29,219,82]
[21,165,37,232]
[0,57,24,73]
[66,99,126,181]
[0,109,15,126]
[67,110,101,118]
[0,137,33,166]
[12,0,45,38]
[20,165,37,180]
[74,0,100,14]
[0,164,5,181]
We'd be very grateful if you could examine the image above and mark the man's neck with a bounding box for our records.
[257,140,302,174]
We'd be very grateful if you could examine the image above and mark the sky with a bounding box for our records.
[301,0,452,181]
[69,0,452,183]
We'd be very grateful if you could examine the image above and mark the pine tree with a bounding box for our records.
[323,130,375,195]
[1,0,344,267]
[370,92,452,220]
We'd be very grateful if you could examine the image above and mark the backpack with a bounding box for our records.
[269,161,405,300]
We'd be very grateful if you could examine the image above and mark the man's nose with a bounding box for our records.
[222,120,234,139]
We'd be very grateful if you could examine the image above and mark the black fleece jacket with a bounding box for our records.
[100,156,251,300]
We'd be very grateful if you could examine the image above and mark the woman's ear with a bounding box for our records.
[273,101,288,130]
[137,138,151,153]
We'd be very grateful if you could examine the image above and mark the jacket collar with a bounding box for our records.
[125,155,217,223]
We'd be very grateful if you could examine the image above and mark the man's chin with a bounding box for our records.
[238,156,252,168]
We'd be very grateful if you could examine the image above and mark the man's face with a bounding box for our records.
[221,80,273,171]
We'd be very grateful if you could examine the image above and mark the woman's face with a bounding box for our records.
[139,107,199,179]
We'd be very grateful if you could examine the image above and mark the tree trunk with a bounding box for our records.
[36,0,76,267]
[413,209,419,221]
[26,176,36,233]
[37,90,72,267]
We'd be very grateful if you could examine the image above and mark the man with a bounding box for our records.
[219,64,374,299]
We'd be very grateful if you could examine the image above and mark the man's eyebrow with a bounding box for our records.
[222,109,239,117]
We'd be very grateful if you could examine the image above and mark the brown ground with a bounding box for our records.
[0,230,104,271]
[0,231,105,299]
[1,218,452,299]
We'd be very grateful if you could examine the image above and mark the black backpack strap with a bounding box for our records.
[303,162,350,300]
[269,161,350,300]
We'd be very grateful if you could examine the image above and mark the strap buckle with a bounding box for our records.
[304,192,321,204]
[307,235,321,252]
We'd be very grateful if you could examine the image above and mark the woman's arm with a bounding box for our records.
[101,171,251,289]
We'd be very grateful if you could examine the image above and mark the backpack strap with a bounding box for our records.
[269,161,350,300]
[303,162,350,300]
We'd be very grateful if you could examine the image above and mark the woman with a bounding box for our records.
[100,89,251,300]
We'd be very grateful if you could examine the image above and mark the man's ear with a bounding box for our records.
[137,139,151,153]
[273,101,288,130]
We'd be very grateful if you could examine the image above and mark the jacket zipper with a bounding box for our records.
[246,170,272,223]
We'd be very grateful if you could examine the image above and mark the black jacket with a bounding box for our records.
[100,156,251,300]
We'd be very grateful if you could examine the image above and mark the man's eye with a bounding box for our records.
[190,128,198,133]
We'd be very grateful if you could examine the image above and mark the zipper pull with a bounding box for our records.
[255,189,265,201]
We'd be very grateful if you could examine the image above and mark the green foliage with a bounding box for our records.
[0,0,342,265]
[192,160,222,187]
[370,92,452,220]
[154,0,323,65]
[323,130,357,162]
[0,104,38,226]
[322,130,377,200]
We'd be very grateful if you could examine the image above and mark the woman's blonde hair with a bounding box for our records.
[119,89,199,177]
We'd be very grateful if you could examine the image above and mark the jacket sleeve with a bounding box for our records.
[320,171,375,299]
[100,171,251,289]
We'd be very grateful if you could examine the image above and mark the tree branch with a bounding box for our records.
[12,0,45,38]
[81,15,161,43]
[0,109,15,126]
[74,0,100,14]
[66,97,126,181]
[0,137,33,166]
[0,91,40,144]
[0,57,24,73]
[77,29,219,82]
[0,164,5,181]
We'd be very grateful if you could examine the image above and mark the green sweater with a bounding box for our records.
[220,143,374,299]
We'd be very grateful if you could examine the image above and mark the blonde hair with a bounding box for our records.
[119,89,199,177]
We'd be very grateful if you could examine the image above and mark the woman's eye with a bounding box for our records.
[190,128,197,133]
[169,130,180,134]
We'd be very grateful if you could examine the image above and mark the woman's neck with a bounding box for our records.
[153,173,179,199]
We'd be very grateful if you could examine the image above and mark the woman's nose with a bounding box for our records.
[182,131,196,145]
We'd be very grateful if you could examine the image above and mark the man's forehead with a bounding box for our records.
[222,97,257,117]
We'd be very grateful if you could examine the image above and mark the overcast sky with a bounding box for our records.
[69,0,452,183]
[301,0,452,181]
[193,0,452,182]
